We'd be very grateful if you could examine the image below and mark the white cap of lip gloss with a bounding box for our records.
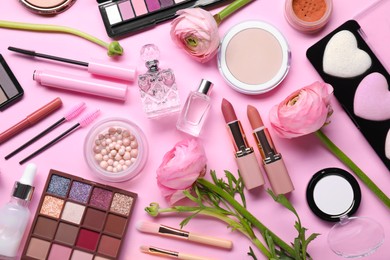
[34,69,129,101]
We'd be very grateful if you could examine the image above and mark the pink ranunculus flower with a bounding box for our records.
[157,139,207,205]
[170,8,220,63]
[269,81,334,138]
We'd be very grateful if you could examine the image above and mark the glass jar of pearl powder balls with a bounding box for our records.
[84,117,148,182]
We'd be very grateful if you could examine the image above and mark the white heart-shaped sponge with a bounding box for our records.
[323,30,372,78]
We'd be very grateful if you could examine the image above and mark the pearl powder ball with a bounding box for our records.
[93,126,139,173]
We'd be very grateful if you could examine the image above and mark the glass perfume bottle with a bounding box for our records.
[0,163,37,259]
[176,79,213,136]
[138,44,180,118]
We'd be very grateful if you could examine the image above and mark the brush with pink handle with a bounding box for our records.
[137,220,233,249]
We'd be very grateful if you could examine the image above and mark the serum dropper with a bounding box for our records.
[0,163,37,259]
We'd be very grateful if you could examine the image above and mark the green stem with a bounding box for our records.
[154,205,271,257]
[0,20,123,57]
[197,178,296,258]
[213,0,254,25]
[315,129,390,209]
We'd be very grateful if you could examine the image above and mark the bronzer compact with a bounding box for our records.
[306,168,384,258]
[306,0,390,171]
[218,20,290,95]
[22,169,137,259]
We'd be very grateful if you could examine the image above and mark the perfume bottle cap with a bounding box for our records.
[141,44,160,72]
[13,163,36,201]
[197,79,213,96]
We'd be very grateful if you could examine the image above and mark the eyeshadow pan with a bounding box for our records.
[132,0,147,16]
[71,250,94,260]
[94,256,110,260]
[90,187,113,210]
[160,0,174,7]
[118,0,134,20]
[0,87,7,104]
[104,214,127,236]
[110,193,133,216]
[98,235,121,258]
[40,195,64,218]
[33,216,58,239]
[55,222,79,246]
[106,4,122,25]
[48,244,72,260]
[69,181,92,203]
[47,174,71,197]
[76,229,100,251]
[83,208,106,230]
[61,201,85,224]
[145,0,160,12]
[26,238,51,259]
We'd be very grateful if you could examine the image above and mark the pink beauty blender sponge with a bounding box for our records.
[354,72,390,121]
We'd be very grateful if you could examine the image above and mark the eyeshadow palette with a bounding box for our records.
[0,54,24,111]
[97,0,230,38]
[306,19,390,171]
[22,169,137,260]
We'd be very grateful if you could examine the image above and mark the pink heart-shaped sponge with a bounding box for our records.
[354,72,390,121]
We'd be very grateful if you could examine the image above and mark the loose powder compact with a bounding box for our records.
[218,20,290,95]
[22,169,137,260]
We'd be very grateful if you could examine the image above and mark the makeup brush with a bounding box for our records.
[136,220,232,249]
[140,245,216,260]
[19,109,100,165]
[8,46,136,82]
[5,102,86,160]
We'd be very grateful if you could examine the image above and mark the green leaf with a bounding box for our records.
[179,210,201,228]
[265,230,276,257]
[247,247,258,260]
[267,189,299,222]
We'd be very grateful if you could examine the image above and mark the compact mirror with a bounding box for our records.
[306,168,384,258]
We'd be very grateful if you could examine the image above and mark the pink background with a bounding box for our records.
[1,0,390,259]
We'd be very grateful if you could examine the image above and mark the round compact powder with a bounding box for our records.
[306,168,361,222]
[226,28,283,85]
[218,21,290,95]
[20,0,76,14]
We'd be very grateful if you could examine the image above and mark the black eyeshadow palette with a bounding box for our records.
[22,169,137,260]
[0,54,24,111]
[97,0,231,38]
[306,20,390,171]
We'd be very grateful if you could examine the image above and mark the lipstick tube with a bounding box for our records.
[0,97,62,144]
[247,105,294,195]
[34,70,129,101]
[221,99,264,190]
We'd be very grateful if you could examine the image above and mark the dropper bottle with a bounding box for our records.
[0,163,37,259]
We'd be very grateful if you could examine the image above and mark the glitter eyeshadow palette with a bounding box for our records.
[306,18,390,171]
[22,169,137,260]
[97,0,230,38]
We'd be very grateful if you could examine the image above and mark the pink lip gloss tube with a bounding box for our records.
[33,70,129,101]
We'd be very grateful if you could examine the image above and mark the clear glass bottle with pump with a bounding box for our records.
[138,44,180,119]
[176,79,213,136]
[0,163,37,259]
